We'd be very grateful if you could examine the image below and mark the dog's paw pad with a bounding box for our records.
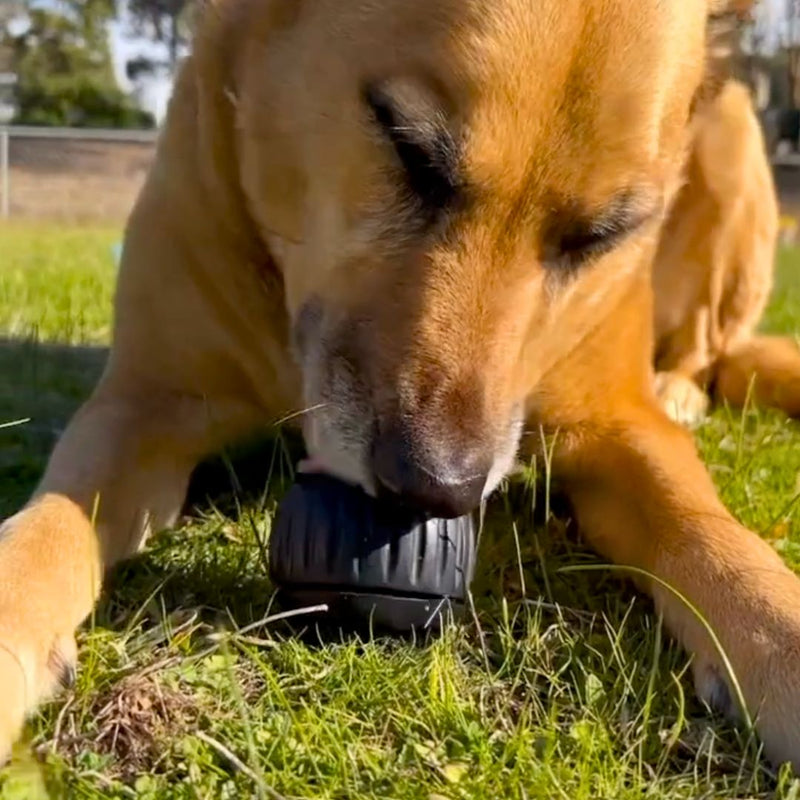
[654,372,710,427]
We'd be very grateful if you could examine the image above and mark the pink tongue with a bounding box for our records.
[298,458,329,475]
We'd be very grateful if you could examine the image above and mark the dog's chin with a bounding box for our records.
[299,407,377,494]
[297,452,377,496]
[299,417,524,512]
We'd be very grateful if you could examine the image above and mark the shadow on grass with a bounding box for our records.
[0,336,108,516]
[100,449,642,656]
[0,332,651,653]
[2,333,769,794]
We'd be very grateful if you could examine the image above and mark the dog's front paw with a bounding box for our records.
[0,627,78,764]
[654,522,800,773]
[672,568,800,773]
[0,498,100,764]
[691,643,800,772]
[654,371,709,427]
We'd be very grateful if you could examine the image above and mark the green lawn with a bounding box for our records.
[2,223,800,799]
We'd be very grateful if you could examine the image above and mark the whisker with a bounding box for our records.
[272,403,328,427]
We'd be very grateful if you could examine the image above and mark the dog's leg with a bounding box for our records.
[549,404,800,769]
[714,334,800,416]
[0,376,260,760]
[653,306,713,426]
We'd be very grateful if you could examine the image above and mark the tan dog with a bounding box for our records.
[3,0,800,772]
[653,78,800,425]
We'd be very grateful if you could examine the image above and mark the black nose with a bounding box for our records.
[371,424,491,518]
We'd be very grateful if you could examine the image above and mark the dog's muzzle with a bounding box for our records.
[370,419,492,518]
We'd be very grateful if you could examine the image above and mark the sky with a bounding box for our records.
[109,13,173,123]
[754,0,788,47]
[111,0,786,125]
[7,0,175,122]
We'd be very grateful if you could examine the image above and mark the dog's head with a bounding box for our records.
[226,0,734,516]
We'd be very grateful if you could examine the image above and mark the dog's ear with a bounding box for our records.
[148,0,281,268]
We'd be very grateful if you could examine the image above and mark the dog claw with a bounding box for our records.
[47,638,77,691]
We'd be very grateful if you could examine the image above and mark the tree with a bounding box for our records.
[125,0,195,83]
[1,0,154,128]
[783,0,800,107]
[0,1,24,26]
[749,0,800,108]
[0,0,23,71]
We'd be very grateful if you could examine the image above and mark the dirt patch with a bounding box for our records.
[50,668,197,780]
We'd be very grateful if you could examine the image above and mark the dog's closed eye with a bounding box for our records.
[545,191,659,272]
[363,79,462,214]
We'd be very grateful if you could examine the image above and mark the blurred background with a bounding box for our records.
[0,0,799,224]
[0,0,185,224]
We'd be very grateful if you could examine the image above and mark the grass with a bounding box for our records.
[2,222,800,799]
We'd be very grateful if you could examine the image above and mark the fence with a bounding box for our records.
[5,124,800,225]
[0,126,158,224]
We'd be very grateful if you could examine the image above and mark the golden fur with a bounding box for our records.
[3,0,800,772]
[652,78,800,425]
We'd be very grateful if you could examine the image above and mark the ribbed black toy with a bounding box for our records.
[269,474,477,633]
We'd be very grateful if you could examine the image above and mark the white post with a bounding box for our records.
[0,128,8,219]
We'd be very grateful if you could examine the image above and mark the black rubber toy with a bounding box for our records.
[269,473,477,633]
